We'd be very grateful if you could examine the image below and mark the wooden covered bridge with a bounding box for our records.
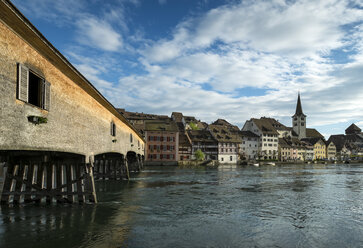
[0,0,145,205]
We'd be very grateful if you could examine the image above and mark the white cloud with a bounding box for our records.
[144,0,363,62]
[111,0,362,136]
[76,17,123,52]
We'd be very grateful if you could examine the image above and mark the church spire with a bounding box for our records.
[295,92,304,116]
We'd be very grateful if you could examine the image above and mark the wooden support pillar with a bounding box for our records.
[34,163,43,203]
[55,162,63,203]
[46,163,53,203]
[125,159,130,180]
[86,163,97,203]
[13,162,25,204]
[76,164,84,203]
[24,163,34,203]
[66,163,73,203]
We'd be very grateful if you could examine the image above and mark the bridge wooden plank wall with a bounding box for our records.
[1,160,97,205]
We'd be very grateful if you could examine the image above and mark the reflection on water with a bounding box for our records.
[0,164,363,248]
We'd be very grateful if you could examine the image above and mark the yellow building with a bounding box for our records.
[313,139,326,160]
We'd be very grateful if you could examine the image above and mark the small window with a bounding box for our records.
[110,122,116,136]
[230,156,232,161]
[130,133,133,143]
[301,122,304,126]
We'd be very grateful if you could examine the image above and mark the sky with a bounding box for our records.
[11,0,363,138]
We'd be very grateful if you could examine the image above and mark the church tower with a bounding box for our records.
[292,93,306,139]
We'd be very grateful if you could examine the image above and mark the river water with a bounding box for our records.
[0,164,362,248]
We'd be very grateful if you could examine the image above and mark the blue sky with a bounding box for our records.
[12,0,363,138]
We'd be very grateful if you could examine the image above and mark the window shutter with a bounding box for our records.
[17,63,29,102]
[43,81,51,110]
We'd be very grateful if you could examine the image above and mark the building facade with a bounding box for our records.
[208,125,239,164]
[144,120,179,164]
[187,130,218,160]
[239,131,260,160]
[242,118,279,160]
[326,141,337,160]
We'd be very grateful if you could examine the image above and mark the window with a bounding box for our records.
[230,156,233,161]
[17,64,51,110]
[130,133,133,143]
[110,122,116,136]
[301,122,304,126]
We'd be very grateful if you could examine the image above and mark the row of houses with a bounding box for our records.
[118,94,363,164]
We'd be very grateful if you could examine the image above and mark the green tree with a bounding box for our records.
[189,122,199,130]
[195,149,205,161]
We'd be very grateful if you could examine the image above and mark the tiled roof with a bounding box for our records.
[278,138,291,148]
[187,130,217,143]
[260,117,290,131]
[327,135,347,152]
[239,130,260,138]
[306,128,324,138]
[184,116,198,123]
[300,137,324,146]
[171,112,184,122]
[145,120,179,132]
[345,123,361,134]
[208,125,241,143]
[211,119,240,131]
[251,118,279,135]
[118,109,169,120]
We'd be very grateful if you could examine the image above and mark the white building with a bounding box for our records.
[208,125,239,164]
[239,131,259,160]
[242,118,279,160]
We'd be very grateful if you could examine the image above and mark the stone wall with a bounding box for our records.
[0,21,144,160]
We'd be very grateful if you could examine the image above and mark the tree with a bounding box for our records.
[189,122,199,130]
[195,149,205,161]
